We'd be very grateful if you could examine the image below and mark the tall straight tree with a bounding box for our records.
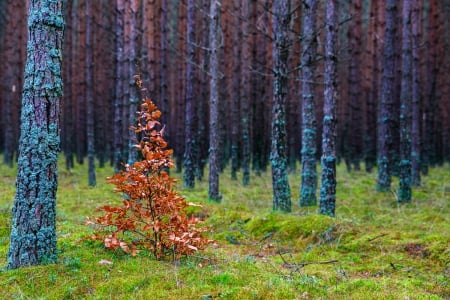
[271,0,292,212]
[377,0,398,192]
[398,0,412,202]
[411,0,421,186]
[300,0,318,206]
[113,0,125,173]
[8,0,64,269]
[183,0,197,188]
[241,0,251,186]
[208,0,222,201]
[320,0,338,217]
[126,0,141,166]
[86,0,96,186]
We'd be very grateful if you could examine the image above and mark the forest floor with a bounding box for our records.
[0,157,448,299]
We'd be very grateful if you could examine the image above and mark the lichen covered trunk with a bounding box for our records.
[8,0,64,269]
[183,0,197,188]
[300,0,318,206]
[271,0,291,212]
[320,0,338,217]
[208,0,221,201]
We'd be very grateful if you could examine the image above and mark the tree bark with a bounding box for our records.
[398,0,412,202]
[271,0,292,212]
[8,0,64,269]
[300,0,318,206]
[208,0,222,201]
[320,0,338,217]
[86,0,96,186]
[183,0,197,188]
[377,0,398,192]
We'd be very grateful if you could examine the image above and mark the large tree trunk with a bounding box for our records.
[377,0,398,192]
[271,0,292,212]
[8,0,64,269]
[320,0,338,217]
[398,0,412,202]
[208,0,221,201]
[300,0,318,206]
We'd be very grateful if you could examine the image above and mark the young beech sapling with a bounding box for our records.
[87,76,212,259]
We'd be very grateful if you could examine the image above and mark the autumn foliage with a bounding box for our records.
[87,79,212,258]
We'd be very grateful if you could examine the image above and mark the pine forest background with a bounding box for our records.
[0,0,449,185]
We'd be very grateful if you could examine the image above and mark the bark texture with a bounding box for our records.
[8,0,64,269]
[320,0,338,217]
[271,0,292,212]
[300,0,318,206]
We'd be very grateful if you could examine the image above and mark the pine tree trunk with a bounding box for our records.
[271,0,292,212]
[411,0,421,186]
[398,0,412,202]
[377,0,398,192]
[8,0,64,269]
[126,0,140,166]
[113,0,125,172]
[183,0,197,188]
[300,0,318,206]
[241,0,251,186]
[320,0,338,217]
[347,0,363,171]
[230,0,241,181]
[208,0,221,201]
[86,0,96,186]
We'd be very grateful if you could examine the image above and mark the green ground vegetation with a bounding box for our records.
[0,157,448,299]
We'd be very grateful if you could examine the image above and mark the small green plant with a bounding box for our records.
[87,76,212,259]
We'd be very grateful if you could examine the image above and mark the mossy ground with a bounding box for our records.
[0,157,448,299]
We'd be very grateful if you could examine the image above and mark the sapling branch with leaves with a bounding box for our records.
[87,76,213,259]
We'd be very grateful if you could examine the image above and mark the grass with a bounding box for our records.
[0,157,448,299]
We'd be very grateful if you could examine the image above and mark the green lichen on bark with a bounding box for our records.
[8,0,64,269]
[271,0,292,212]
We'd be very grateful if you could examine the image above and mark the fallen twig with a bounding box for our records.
[368,233,388,242]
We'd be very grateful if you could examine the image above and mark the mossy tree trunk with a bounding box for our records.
[377,0,398,192]
[320,0,338,217]
[8,0,64,269]
[300,0,318,207]
[398,0,412,203]
[271,0,292,212]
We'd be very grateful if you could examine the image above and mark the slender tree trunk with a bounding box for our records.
[411,0,421,186]
[241,0,251,186]
[320,0,338,217]
[8,0,64,269]
[300,0,318,206]
[347,0,363,171]
[208,0,222,201]
[230,0,241,180]
[126,0,140,166]
[183,0,197,188]
[271,0,292,212]
[86,0,96,186]
[377,0,398,192]
[113,0,125,173]
[398,0,412,202]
